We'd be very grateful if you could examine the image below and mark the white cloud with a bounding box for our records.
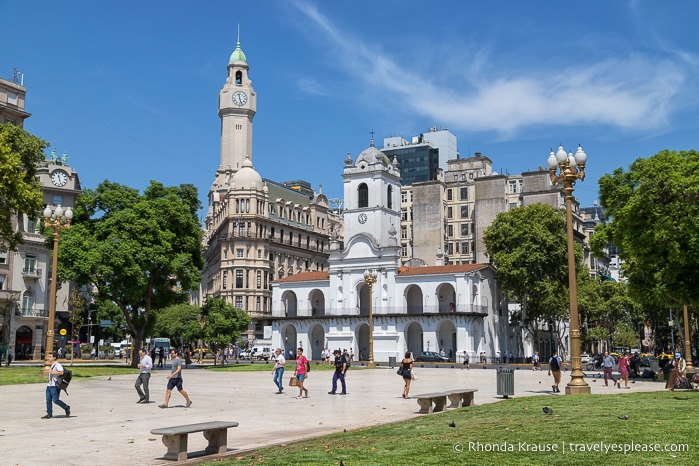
[293,2,690,137]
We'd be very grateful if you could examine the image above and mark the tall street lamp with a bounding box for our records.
[547,144,591,394]
[363,269,378,368]
[682,305,695,377]
[42,204,73,377]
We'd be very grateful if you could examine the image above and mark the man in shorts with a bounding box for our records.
[159,349,192,408]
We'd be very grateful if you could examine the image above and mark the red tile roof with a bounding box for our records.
[398,263,489,276]
[273,271,330,283]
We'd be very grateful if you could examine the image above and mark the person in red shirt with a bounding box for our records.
[294,348,309,399]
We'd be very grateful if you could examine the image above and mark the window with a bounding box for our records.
[53,195,63,206]
[257,271,261,289]
[401,245,408,257]
[7,92,17,105]
[222,271,227,289]
[236,248,244,258]
[235,270,244,288]
[256,296,261,312]
[447,225,454,237]
[460,205,468,218]
[358,183,368,208]
[462,242,469,254]
[257,249,262,259]
[509,180,517,193]
[447,243,454,255]
[387,185,393,209]
[235,296,243,309]
[401,209,408,221]
[461,223,469,236]
[453,174,458,180]
[447,189,453,201]
[460,187,468,200]
[22,290,34,315]
[24,255,37,274]
[401,192,408,203]
[447,207,453,219]
[0,251,6,264]
[401,226,408,239]
[0,275,5,290]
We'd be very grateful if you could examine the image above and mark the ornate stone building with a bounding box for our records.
[200,38,340,344]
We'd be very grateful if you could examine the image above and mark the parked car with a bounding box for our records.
[250,346,272,361]
[415,351,449,363]
[581,352,591,364]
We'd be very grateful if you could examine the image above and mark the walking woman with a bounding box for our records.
[618,352,630,389]
[401,351,414,399]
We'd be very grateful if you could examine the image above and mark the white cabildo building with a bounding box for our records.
[271,141,508,362]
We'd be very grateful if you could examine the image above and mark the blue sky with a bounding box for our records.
[3,1,698,217]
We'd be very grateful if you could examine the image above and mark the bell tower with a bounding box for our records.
[218,30,256,174]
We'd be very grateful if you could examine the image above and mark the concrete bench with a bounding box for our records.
[150,421,239,461]
[446,388,477,408]
[414,389,477,414]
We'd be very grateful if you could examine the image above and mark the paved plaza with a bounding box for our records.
[0,363,666,465]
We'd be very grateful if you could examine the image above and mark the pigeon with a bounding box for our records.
[543,407,553,415]
[618,415,628,420]
[107,376,112,381]
[448,421,456,428]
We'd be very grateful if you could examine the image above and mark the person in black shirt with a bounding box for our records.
[328,349,347,395]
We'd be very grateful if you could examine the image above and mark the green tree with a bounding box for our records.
[56,181,204,367]
[67,288,87,363]
[613,323,641,349]
[483,203,579,353]
[592,149,699,310]
[0,123,48,252]
[201,297,250,364]
[151,303,200,346]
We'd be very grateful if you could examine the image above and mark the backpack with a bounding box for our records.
[56,368,73,395]
[550,356,560,371]
[304,356,310,372]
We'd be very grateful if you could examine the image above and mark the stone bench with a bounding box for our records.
[150,421,239,461]
[414,389,477,414]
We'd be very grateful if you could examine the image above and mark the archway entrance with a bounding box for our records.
[405,322,423,357]
[15,326,33,360]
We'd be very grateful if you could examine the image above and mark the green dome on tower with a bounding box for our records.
[229,41,247,63]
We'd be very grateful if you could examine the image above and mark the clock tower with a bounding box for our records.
[218,35,256,174]
[340,138,402,249]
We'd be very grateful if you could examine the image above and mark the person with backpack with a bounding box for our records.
[548,350,566,393]
[294,347,310,399]
[43,351,70,419]
[328,349,348,395]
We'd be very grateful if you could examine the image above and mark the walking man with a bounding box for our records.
[548,350,566,393]
[602,351,617,387]
[272,348,285,394]
[294,347,309,399]
[159,349,192,408]
[328,349,348,395]
[43,351,70,419]
[461,351,470,370]
[135,347,152,403]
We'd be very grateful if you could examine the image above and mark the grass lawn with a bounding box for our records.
[210,391,697,466]
[0,365,138,385]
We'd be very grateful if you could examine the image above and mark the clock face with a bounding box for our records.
[232,91,248,106]
[51,170,68,187]
[358,213,368,224]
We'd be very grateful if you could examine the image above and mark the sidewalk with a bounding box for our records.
[0,365,666,465]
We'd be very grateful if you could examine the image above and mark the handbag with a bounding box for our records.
[289,376,298,387]
[396,367,404,376]
[411,369,417,381]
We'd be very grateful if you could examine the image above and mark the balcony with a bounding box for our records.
[22,268,42,279]
[19,307,47,318]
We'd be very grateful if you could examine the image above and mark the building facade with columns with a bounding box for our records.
[271,142,507,362]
